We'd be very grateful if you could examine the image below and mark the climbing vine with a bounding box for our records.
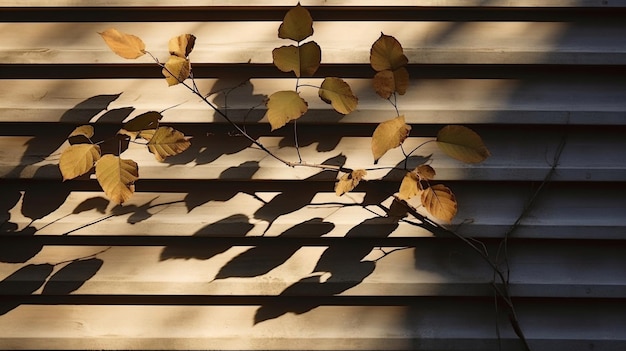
[56,3,490,223]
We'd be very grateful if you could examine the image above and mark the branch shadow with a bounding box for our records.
[254,215,400,324]
[160,214,254,261]
[213,218,334,280]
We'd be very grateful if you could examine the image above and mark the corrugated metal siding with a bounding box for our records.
[1,2,625,350]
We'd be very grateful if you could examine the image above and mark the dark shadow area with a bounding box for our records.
[20,166,72,222]
[0,263,54,316]
[278,124,343,152]
[41,258,103,295]
[254,215,399,324]
[214,218,334,280]
[72,196,110,215]
[0,226,40,264]
[160,214,254,261]
[361,155,431,206]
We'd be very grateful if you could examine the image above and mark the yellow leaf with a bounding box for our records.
[278,3,314,42]
[95,155,139,204]
[318,77,358,115]
[372,67,409,99]
[162,55,191,86]
[272,41,321,78]
[59,144,101,181]
[416,164,436,180]
[146,126,192,162]
[421,184,457,222]
[99,28,146,59]
[436,125,491,163]
[397,171,420,200]
[67,125,94,145]
[168,34,196,58]
[118,111,162,140]
[265,90,308,131]
[370,33,408,71]
[371,115,411,163]
[335,169,367,196]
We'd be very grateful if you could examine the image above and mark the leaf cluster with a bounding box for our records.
[63,4,491,222]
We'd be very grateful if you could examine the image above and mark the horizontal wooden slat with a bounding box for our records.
[0,0,623,7]
[2,77,625,125]
[1,240,624,297]
[0,301,624,350]
[2,182,625,239]
[2,125,625,181]
[1,21,625,64]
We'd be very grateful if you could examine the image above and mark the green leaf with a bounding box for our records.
[421,184,457,222]
[145,126,192,162]
[272,41,321,78]
[436,125,491,163]
[99,28,146,59]
[335,169,367,196]
[162,55,191,86]
[67,125,94,145]
[95,154,139,204]
[373,67,409,99]
[371,115,411,163]
[318,77,358,115]
[265,90,308,131]
[59,144,101,181]
[118,111,162,140]
[370,33,408,71]
[168,34,196,58]
[278,3,314,42]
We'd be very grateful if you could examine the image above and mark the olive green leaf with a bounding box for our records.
[272,41,321,77]
[436,125,491,163]
[370,33,408,72]
[318,77,358,115]
[371,115,411,163]
[162,55,191,86]
[118,111,163,140]
[265,90,308,131]
[373,67,409,99]
[278,3,314,42]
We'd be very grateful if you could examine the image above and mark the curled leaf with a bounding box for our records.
[145,126,192,162]
[371,115,411,163]
[335,169,367,196]
[162,55,191,86]
[397,171,420,200]
[95,155,139,204]
[436,125,491,163]
[278,3,314,42]
[416,164,436,180]
[370,33,408,71]
[318,77,358,115]
[118,111,163,140]
[421,184,457,222]
[272,41,321,77]
[99,28,146,59]
[373,67,409,99]
[59,144,101,181]
[265,90,308,131]
[67,125,94,145]
[169,34,196,58]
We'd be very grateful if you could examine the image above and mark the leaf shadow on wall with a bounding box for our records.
[160,214,254,261]
[212,218,334,280]
[163,78,266,167]
[254,215,400,324]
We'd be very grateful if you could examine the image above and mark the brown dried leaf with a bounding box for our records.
[162,55,191,86]
[397,171,420,200]
[146,126,192,162]
[371,115,411,163]
[370,33,408,71]
[278,3,314,42]
[95,155,139,204]
[318,77,358,115]
[335,169,367,196]
[373,67,409,99]
[99,28,146,59]
[272,41,321,77]
[265,90,308,131]
[421,184,457,222]
[59,144,101,181]
[416,164,436,180]
[169,34,196,58]
[436,125,491,163]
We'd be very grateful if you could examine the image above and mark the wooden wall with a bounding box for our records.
[1,1,625,350]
